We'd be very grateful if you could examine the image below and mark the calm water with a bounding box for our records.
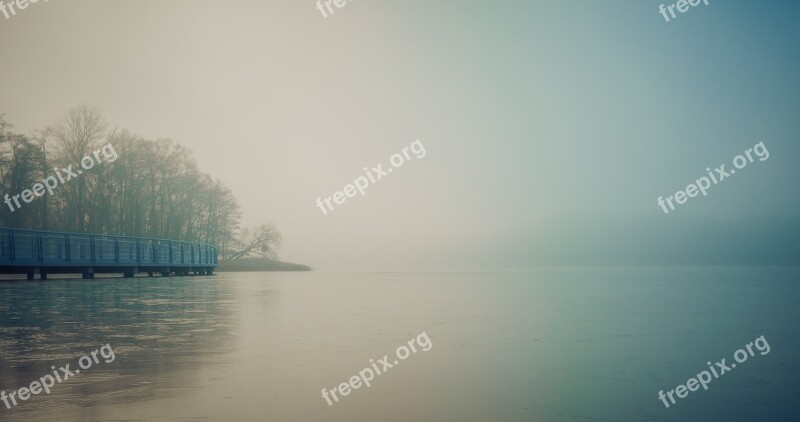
[0,268,798,421]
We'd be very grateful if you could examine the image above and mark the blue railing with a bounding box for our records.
[0,228,217,268]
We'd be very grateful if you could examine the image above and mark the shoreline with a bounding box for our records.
[216,258,311,272]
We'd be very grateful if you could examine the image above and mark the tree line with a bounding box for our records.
[0,105,280,260]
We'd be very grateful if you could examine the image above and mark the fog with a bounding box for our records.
[1,0,798,269]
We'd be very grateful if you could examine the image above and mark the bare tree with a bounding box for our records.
[0,107,276,259]
[226,223,282,260]
[45,104,108,232]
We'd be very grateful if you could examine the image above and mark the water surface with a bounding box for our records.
[0,268,797,421]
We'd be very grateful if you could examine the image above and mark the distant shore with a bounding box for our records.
[216,258,311,272]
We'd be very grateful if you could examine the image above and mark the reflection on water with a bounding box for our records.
[0,269,798,421]
[0,275,240,421]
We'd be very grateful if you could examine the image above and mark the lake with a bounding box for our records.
[0,268,797,421]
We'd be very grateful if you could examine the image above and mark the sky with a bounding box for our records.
[1,0,798,269]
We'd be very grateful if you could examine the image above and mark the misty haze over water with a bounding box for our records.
[1,0,799,421]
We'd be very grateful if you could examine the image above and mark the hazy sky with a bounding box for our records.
[1,0,798,268]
